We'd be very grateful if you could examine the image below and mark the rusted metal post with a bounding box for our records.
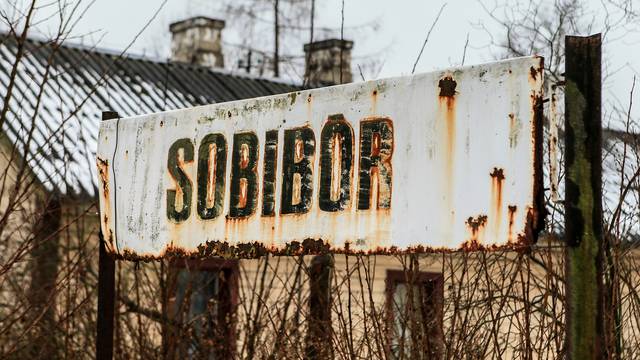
[564,34,605,360]
[97,110,118,360]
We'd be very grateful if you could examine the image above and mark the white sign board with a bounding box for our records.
[96,57,544,257]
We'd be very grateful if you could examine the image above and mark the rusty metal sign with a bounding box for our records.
[96,56,544,258]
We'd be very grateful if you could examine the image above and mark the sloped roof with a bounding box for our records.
[0,34,301,201]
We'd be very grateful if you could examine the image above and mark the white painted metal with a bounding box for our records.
[96,56,544,257]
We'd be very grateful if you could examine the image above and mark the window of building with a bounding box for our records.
[167,259,238,360]
[386,270,444,359]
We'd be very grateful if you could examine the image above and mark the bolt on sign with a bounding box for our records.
[96,56,544,258]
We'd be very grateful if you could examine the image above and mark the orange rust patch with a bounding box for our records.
[294,138,304,163]
[369,167,380,209]
[490,167,505,242]
[206,143,217,208]
[528,65,543,87]
[438,76,457,173]
[173,148,188,211]
[463,214,488,251]
[97,157,114,249]
[507,205,517,243]
[238,178,248,209]
[114,235,532,261]
[438,75,457,234]
[330,133,343,202]
[490,167,505,180]
[239,143,250,169]
[371,132,381,157]
[371,89,378,114]
[466,214,487,242]
[292,173,302,206]
[438,75,457,97]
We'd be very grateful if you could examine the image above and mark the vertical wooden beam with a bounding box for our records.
[97,110,118,360]
[564,34,605,360]
[306,254,333,360]
[29,197,61,358]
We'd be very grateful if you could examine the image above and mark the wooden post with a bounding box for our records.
[305,254,333,360]
[97,111,119,360]
[564,34,605,359]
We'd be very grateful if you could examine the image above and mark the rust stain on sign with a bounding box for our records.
[96,57,545,259]
[507,205,518,243]
[96,157,115,252]
[490,167,505,238]
[438,74,457,160]
[463,214,488,251]
[437,74,458,239]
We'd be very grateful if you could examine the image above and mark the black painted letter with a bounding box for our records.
[197,133,227,220]
[262,130,278,216]
[229,132,259,218]
[167,138,194,222]
[357,118,393,210]
[281,126,315,214]
[319,114,353,211]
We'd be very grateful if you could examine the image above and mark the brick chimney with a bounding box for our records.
[169,16,225,68]
[303,39,353,86]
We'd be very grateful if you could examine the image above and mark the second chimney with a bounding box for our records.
[304,39,353,86]
[170,16,225,68]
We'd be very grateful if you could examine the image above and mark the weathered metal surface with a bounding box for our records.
[96,56,544,258]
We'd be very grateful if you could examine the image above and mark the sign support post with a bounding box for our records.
[97,111,119,360]
[564,34,605,360]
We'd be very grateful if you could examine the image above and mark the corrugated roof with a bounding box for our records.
[0,34,301,201]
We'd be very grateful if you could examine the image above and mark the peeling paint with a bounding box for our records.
[97,157,115,252]
[490,167,505,239]
[288,92,298,106]
[507,205,517,243]
[508,113,521,148]
[465,214,488,247]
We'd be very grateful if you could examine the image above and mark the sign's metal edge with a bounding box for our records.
[97,56,545,127]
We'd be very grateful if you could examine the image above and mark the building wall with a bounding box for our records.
[231,245,640,358]
[1,128,639,358]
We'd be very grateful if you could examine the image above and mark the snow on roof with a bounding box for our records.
[0,34,301,201]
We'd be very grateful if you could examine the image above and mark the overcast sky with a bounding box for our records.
[65,0,501,77]
[7,0,640,123]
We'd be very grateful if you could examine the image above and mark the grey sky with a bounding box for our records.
[63,0,503,76]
